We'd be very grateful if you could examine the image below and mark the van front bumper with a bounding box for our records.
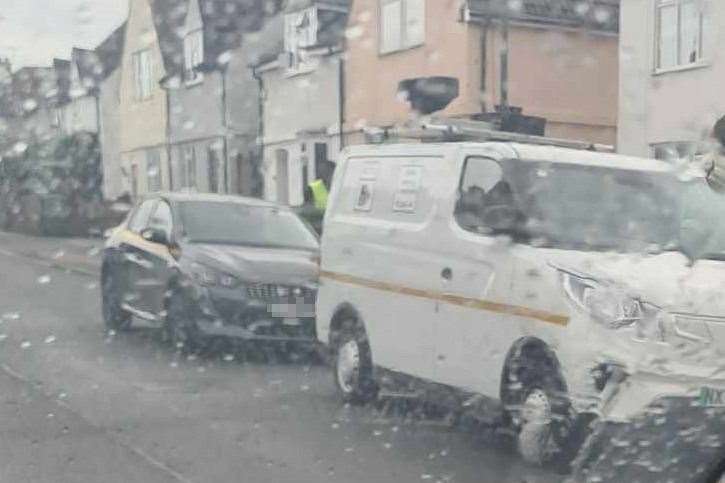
[570,372,725,483]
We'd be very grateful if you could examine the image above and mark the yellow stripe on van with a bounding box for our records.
[319,270,569,327]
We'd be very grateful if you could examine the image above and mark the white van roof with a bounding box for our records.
[341,142,672,174]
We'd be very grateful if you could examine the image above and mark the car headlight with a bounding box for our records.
[560,271,647,329]
[190,263,240,288]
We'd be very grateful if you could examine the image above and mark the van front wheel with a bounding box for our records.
[333,321,376,404]
[501,344,575,467]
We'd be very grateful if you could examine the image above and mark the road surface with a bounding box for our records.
[0,231,562,483]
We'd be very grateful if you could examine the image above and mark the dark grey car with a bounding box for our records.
[100,193,320,353]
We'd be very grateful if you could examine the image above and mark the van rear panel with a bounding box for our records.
[318,150,456,381]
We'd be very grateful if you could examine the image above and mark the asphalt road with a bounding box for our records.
[0,231,563,483]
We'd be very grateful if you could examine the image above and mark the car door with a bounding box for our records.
[119,199,158,314]
[433,155,521,398]
[134,199,175,317]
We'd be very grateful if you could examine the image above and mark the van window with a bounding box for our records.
[336,157,439,224]
[456,157,681,253]
[455,157,522,236]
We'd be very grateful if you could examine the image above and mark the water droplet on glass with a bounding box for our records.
[37,275,51,285]
[20,341,31,349]
[44,335,56,344]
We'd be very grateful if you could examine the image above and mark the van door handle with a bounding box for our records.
[441,267,453,281]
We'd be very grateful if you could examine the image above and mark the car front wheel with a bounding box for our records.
[165,290,201,354]
[101,266,131,331]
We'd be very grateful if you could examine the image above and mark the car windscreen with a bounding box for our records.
[504,161,681,253]
[178,201,319,251]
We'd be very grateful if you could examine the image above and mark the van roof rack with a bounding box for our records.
[365,117,615,153]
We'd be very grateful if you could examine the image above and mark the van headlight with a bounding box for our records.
[560,271,647,329]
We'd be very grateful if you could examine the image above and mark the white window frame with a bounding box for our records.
[379,0,425,55]
[132,49,153,101]
[283,7,318,73]
[654,0,705,72]
[184,28,204,85]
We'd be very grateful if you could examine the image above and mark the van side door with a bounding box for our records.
[433,155,521,398]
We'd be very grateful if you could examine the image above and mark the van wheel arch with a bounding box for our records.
[501,337,579,466]
[500,337,568,401]
[328,303,365,349]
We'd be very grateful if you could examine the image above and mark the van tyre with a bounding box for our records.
[333,320,377,404]
[501,343,575,467]
[101,267,131,331]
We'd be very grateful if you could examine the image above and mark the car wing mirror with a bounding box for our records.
[141,227,169,246]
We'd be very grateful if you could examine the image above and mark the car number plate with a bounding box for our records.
[697,386,725,407]
[269,303,314,318]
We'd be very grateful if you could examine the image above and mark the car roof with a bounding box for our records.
[341,142,673,173]
[145,192,286,209]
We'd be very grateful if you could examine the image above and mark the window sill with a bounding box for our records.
[185,76,204,88]
[283,64,316,78]
[378,42,424,58]
[653,61,710,76]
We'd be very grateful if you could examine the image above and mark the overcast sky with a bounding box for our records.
[0,0,128,70]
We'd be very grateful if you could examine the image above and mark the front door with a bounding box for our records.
[134,200,174,315]
[119,199,157,313]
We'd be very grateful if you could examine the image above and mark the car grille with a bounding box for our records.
[245,283,316,303]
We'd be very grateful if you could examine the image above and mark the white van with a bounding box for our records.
[316,140,725,465]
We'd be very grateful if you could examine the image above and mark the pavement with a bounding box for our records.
[0,230,562,483]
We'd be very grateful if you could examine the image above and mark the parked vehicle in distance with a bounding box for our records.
[101,193,320,354]
[316,139,725,467]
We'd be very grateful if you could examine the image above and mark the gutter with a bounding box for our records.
[251,64,265,198]
[159,78,174,190]
[220,67,229,193]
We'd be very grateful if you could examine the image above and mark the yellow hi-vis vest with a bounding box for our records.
[309,179,328,210]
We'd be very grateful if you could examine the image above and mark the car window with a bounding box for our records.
[147,200,173,237]
[127,199,157,233]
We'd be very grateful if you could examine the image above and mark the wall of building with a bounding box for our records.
[99,68,124,200]
[497,24,619,145]
[343,0,482,138]
[225,42,263,196]
[118,0,170,194]
[343,0,617,146]
[261,55,342,206]
[618,0,724,157]
[60,95,99,135]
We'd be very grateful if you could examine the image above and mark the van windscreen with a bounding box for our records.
[457,158,682,253]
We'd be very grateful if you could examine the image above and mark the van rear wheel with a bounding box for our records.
[333,320,376,404]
